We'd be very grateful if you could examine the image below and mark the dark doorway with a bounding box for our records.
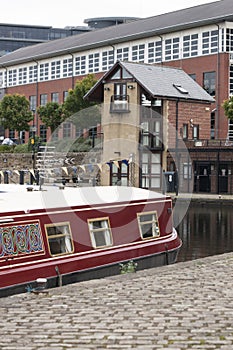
[218,164,228,193]
[194,163,211,193]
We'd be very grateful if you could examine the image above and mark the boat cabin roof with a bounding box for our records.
[0,185,169,214]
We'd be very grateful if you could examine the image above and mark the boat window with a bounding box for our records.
[45,222,74,256]
[137,211,160,239]
[88,217,113,248]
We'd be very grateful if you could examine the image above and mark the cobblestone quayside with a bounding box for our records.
[1,253,233,350]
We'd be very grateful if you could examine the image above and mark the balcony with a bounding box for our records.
[110,95,130,113]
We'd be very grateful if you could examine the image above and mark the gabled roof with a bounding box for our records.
[85,61,214,103]
[0,0,232,66]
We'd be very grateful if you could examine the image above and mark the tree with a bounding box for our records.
[0,94,34,133]
[37,102,68,133]
[222,96,233,120]
[63,74,100,130]
[64,74,98,114]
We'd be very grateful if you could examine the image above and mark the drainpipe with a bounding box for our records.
[175,99,179,195]
[216,24,221,140]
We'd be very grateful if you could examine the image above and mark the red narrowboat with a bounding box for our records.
[0,184,182,297]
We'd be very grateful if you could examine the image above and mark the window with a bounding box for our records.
[137,211,160,239]
[40,125,47,142]
[193,124,199,140]
[141,152,161,189]
[63,91,68,102]
[202,30,218,55]
[8,69,17,86]
[110,161,129,186]
[203,71,216,96]
[39,63,49,81]
[183,34,198,58]
[75,55,86,75]
[51,60,61,79]
[40,94,48,106]
[63,122,71,138]
[165,37,180,60]
[183,163,192,180]
[116,47,129,61]
[102,50,114,71]
[29,65,38,83]
[63,58,73,77]
[88,218,112,248]
[18,67,27,85]
[45,222,73,256]
[183,123,188,140]
[51,92,59,103]
[148,41,162,63]
[29,95,36,111]
[132,44,145,62]
[88,53,99,73]
[226,28,233,52]
[110,83,129,113]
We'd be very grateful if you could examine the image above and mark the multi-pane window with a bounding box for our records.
[141,152,161,189]
[137,211,160,239]
[183,34,198,58]
[8,69,17,86]
[148,41,162,63]
[63,122,71,138]
[45,222,73,256]
[39,63,49,81]
[29,65,38,83]
[51,60,61,79]
[29,95,36,111]
[203,71,216,96]
[40,94,48,106]
[116,47,129,61]
[0,71,4,87]
[75,56,86,75]
[88,53,99,73]
[183,163,192,180]
[63,58,73,77]
[230,65,233,95]
[226,28,233,52]
[40,125,47,143]
[132,44,145,62]
[102,50,114,71]
[202,30,218,55]
[18,67,27,85]
[51,92,59,102]
[165,37,180,60]
[88,218,112,248]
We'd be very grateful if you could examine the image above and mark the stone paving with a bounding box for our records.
[1,253,233,350]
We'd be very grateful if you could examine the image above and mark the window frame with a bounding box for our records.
[88,217,113,249]
[137,211,160,240]
[45,221,74,256]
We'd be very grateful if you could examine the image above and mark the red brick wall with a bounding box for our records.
[164,53,230,139]
[167,100,211,148]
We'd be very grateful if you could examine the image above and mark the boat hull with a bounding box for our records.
[0,238,181,298]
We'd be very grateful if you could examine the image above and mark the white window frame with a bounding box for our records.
[137,211,160,239]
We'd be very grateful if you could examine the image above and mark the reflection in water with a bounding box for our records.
[174,202,233,262]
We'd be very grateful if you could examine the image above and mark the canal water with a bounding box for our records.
[174,201,233,262]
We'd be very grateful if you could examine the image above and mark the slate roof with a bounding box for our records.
[0,0,232,67]
[85,61,214,103]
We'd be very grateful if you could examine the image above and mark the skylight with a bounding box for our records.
[173,83,189,94]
